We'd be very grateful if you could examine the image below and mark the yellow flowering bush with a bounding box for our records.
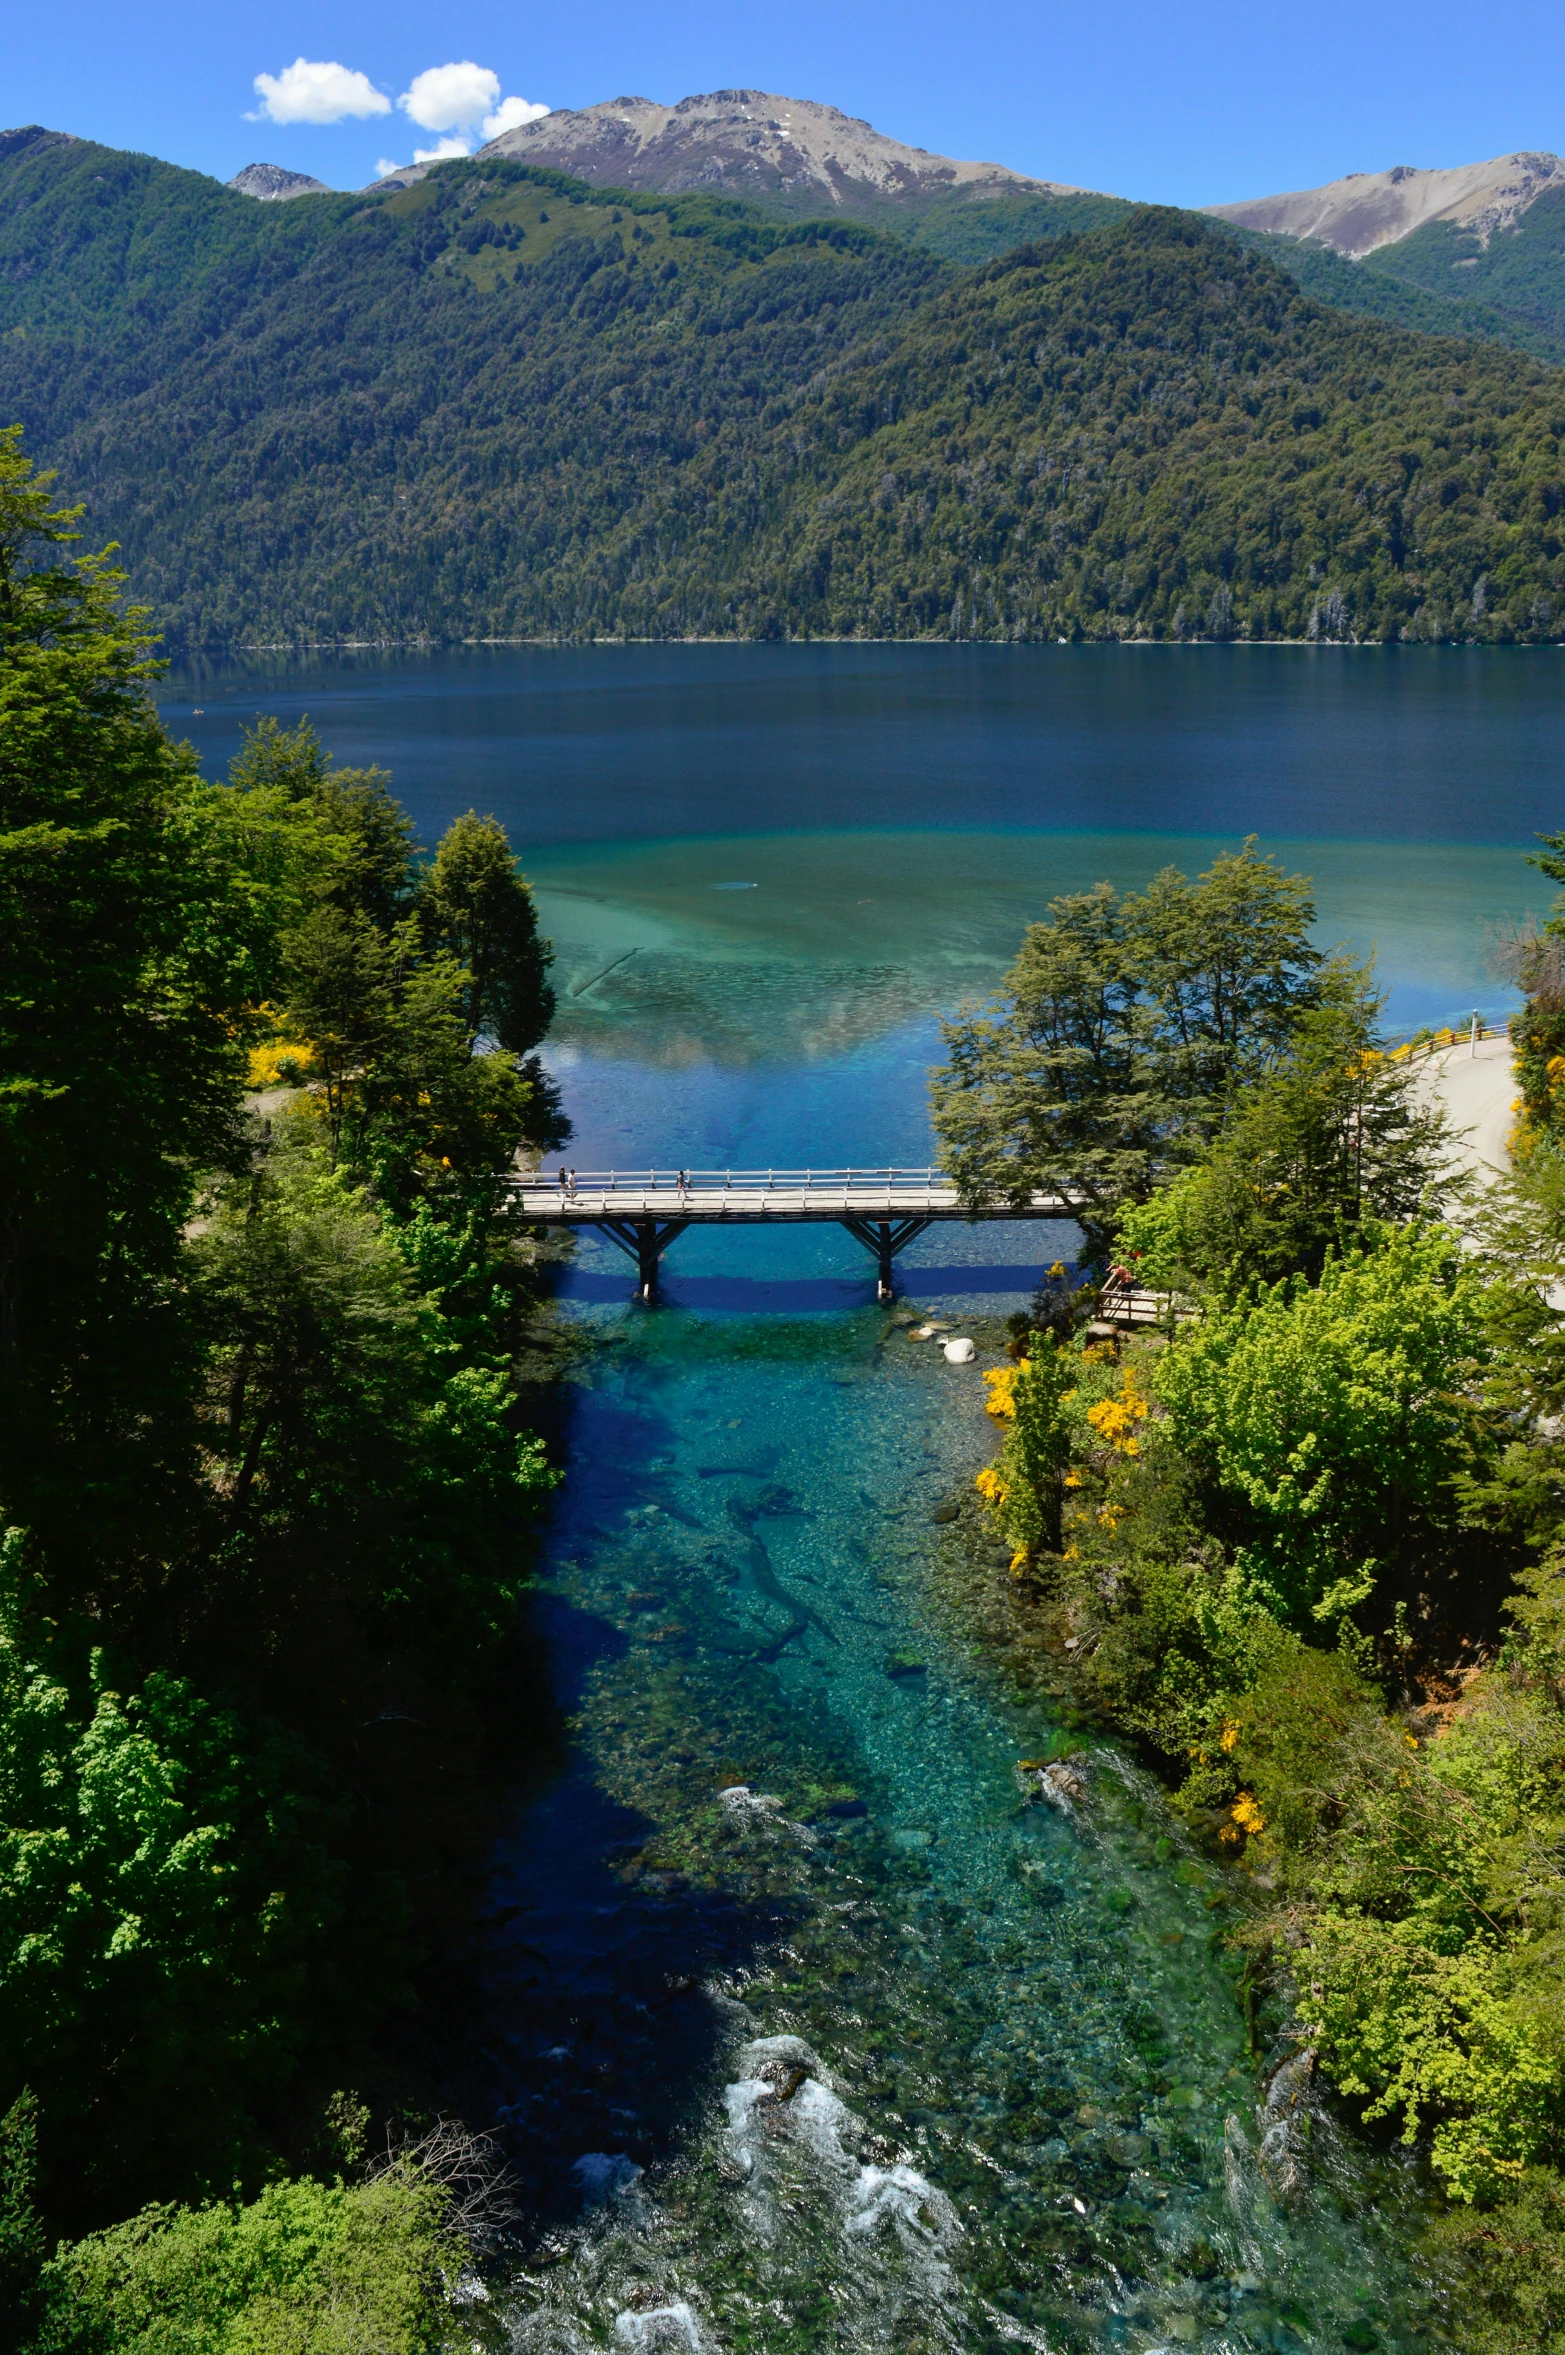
[1084,1364,1150,1456]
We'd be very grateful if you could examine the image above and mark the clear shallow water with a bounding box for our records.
[161,646,1557,2346]
[486,1314,1436,2354]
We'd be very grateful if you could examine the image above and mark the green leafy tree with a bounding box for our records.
[43,2165,464,2355]
[932,844,1322,1246]
[0,2091,47,2355]
[1427,2167,1565,2353]
[1277,1573,1565,2201]
[1118,969,1454,1295]
[421,810,555,1053]
[280,914,566,1201]
[192,1139,556,1658]
[228,718,415,936]
[0,1526,362,2225]
[0,430,259,1590]
[1155,1224,1488,1626]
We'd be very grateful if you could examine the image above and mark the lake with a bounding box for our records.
[165,644,1562,2351]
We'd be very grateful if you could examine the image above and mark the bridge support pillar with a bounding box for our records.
[840,1214,936,1304]
[594,1217,691,1303]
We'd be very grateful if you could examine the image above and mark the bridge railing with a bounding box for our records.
[503,1166,956,1203]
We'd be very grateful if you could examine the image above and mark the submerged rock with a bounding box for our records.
[1258,2046,1317,2202]
[1014,1757,1088,1810]
[718,1784,819,1845]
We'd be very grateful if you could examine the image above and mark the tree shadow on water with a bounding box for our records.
[471,1381,810,2222]
[480,1756,803,2221]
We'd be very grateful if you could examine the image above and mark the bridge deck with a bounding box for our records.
[503,1167,1074,1223]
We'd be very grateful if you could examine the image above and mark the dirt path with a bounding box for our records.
[1416,1033,1516,1185]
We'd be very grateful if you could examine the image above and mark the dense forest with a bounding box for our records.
[0,431,566,2346]
[0,129,1561,647]
[933,848,1565,2348]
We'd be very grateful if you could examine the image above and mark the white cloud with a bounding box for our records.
[374,159,408,181]
[398,61,500,133]
[482,95,550,140]
[412,135,473,164]
[249,58,390,126]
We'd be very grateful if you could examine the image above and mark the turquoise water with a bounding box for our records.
[164,646,1565,2347]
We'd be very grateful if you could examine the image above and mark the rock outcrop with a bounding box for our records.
[1208,151,1565,258]
[458,89,1085,222]
[228,162,331,202]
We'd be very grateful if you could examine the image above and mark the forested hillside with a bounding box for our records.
[1224,223,1565,367]
[1,128,1562,646]
[1360,186,1565,358]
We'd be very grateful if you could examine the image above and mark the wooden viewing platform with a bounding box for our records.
[501,1166,1078,1301]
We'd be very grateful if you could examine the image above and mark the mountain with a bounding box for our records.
[228,162,332,202]
[0,130,1560,650]
[379,87,1075,215]
[1209,153,1565,364]
[365,96,1565,353]
[1210,153,1565,259]
[369,89,1130,263]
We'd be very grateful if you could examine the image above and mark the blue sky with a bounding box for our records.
[9,0,1564,208]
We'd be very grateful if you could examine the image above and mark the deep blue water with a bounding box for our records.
[166,647,1558,2350]
[168,639,1565,848]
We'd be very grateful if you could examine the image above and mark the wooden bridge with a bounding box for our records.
[501,1166,1078,1301]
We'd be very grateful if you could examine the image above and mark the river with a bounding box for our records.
[166,643,1565,2352]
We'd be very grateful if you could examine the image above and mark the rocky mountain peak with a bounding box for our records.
[1208,151,1565,257]
[467,89,1086,221]
[228,162,331,202]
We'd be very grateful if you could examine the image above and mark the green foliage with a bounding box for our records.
[1222,223,1565,368]
[904,188,1132,265]
[0,2093,47,2355]
[192,1137,555,1661]
[44,2168,460,2355]
[1364,188,1565,363]
[0,429,261,1595]
[0,435,565,2248]
[225,720,568,1190]
[1156,1224,1487,1625]
[421,812,554,1056]
[0,1527,364,2220]
[1117,970,1454,1294]
[1426,2165,1565,2351]
[1278,1619,1565,2201]
[1,141,1562,647]
[976,1336,1079,1559]
[932,843,1322,1236]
